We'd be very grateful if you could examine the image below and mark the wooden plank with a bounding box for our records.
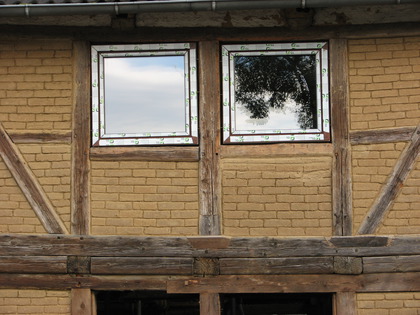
[91,257,193,275]
[200,293,220,315]
[1,273,420,292]
[350,127,415,145]
[2,22,420,42]
[167,273,420,294]
[358,124,420,234]
[363,255,420,273]
[0,123,68,234]
[330,38,352,236]
[334,292,356,315]
[9,131,72,144]
[71,289,92,315]
[219,257,334,275]
[0,274,172,290]
[198,40,221,236]
[2,234,420,258]
[72,41,91,235]
[90,146,199,161]
[0,256,67,274]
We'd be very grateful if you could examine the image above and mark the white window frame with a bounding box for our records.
[91,43,198,146]
[221,42,330,144]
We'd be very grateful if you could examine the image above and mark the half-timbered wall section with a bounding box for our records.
[0,3,419,315]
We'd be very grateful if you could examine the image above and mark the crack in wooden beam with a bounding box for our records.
[0,123,69,234]
[358,124,420,235]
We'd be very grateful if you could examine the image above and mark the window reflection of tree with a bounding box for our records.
[234,55,317,130]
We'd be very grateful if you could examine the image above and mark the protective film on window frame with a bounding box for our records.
[91,43,198,146]
[221,42,330,144]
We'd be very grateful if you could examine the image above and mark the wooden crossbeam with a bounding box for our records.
[358,124,420,234]
[1,234,420,258]
[350,127,415,145]
[0,123,68,234]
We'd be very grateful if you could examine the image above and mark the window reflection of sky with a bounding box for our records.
[103,56,186,134]
[234,98,302,131]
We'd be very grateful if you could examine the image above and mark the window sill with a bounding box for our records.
[90,146,199,162]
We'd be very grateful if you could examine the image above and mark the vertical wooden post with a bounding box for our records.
[199,40,222,235]
[334,292,356,315]
[200,293,220,315]
[71,289,93,315]
[330,38,352,236]
[72,41,91,235]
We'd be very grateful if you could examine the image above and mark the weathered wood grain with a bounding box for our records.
[358,124,420,234]
[91,257,193,275]
[9,131,72,144]
[1,273,420,292]
[335,292,356,315]
[198,40,221,235]
[363,255,420,273]
[219,257,334,275]
[90,146,199,161]
[350,127,415,145]
[71,289,92,315]
[72,41,91,235]
[0,256,67,274]
[0,123,68,234]
[167,273,420,293]
[330,38,352,236]
[200,293,220,315]
[2,22,420,41]
[1,234,420,258]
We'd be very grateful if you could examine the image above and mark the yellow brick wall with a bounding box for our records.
[379,158,420,234]
[352,142,406,233]
[0,144,71,234]
[0,40,73,132]
[91,161,199,236]
[0,157,46,234]
[222,156,332,236]
[349,37,420,131]
[0,289,70,315]
[357,292,420,315]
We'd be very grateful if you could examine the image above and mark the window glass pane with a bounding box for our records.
[234,55,317,131]
[104,56,186,134]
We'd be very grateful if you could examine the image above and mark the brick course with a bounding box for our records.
[91,161,199,236]
[357,292,420,315]
[0,40,73,132]
[349,37,420,131]
[0,290,70,315]
[222,156,332,236]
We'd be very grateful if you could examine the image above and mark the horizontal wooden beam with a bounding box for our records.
[1,273,420,293]
[219,257,334,275]
[90,146,199,161]
[350,127,415,145]
[1,22,420,41]
[363,255,420,273]
[167,273,420,293]
[91,257,193,275]
[0,256,67,274]
[1,234,420,259]
[8,131,72,144]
